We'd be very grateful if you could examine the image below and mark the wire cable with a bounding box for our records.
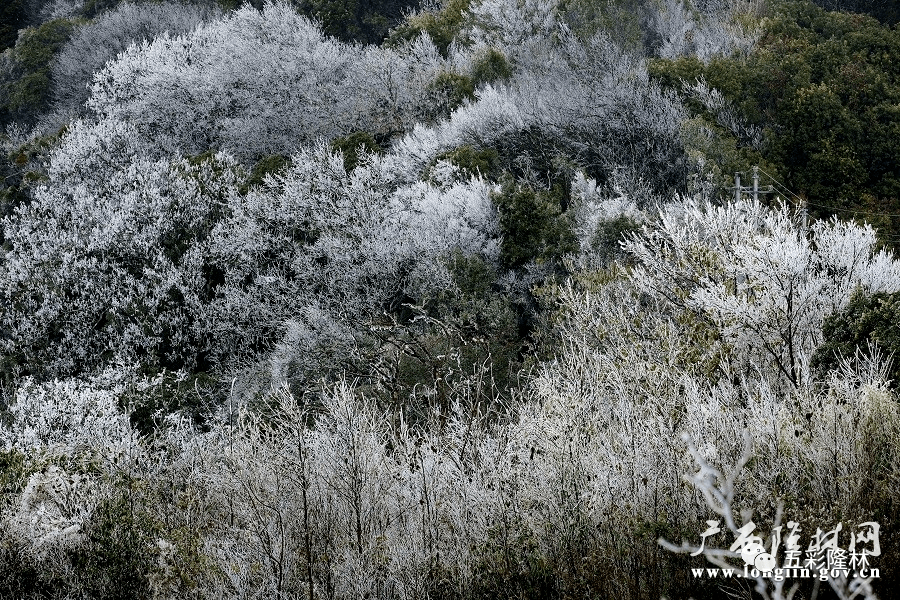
[756,165,900,220]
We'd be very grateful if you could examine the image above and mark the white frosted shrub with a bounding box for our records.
[0,371,136,574]
[8,465,99,555]
[466,0,563,74]
[51,1,218,116]
[388,84,528,178]
[109,196,893,599]
[525,273,899,565]
[1,121,239,376]
[1,122,501,381]
[0,371,133,460]
[650,0,761,61]
[86,2,447,162]
[624,198,900,388]
[208,142,499,317]
[224,145,500,384]
[652,0,696,59]
[198,383,508,599]
[509,197,900,586]
[2,336,887,598]
[391,27,687,192]
[39,0,81,21]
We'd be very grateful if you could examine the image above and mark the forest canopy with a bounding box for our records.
[650,0,900,238]
[0,1,899,599]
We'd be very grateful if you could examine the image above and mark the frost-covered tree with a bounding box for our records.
[0,118,500,382]
[648,0,761,61]
[624,198,900,387]
[392,29,687,193]
[86,2,447,161]
[51,1,218,117]
[0,119,237,378]
[212,145,501,387]
[465,0,562,71]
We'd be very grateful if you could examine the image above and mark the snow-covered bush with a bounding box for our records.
[0,369,140,592]
[391,27,687,193]
[0,120,237,378]
[624,198,900,388]
[86,2,447,162]
[650,0,761,61]
[0,371,133,460]
[227,146,501,391]
[1,123,501,382]
[51,1,218,117]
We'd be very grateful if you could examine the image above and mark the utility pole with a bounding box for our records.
[732,167,774,203]
[801,196,808,233]
[752,166,759,202]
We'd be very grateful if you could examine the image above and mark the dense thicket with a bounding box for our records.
[1,1,898,598]
[811,0,900,24]
[650,1,900,241]
[0,0,29,52]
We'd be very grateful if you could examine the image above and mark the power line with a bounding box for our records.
[756,165,900,220]
[730,166,775,203]
[754,166,804,206]
[730,166,900,243]
[741,166,900,244]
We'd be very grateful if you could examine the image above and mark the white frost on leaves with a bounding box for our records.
[1,372,133,459]
[86,2,447,161]
[625,198,900,385]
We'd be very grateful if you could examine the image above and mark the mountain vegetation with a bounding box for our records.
[0,0,899,598]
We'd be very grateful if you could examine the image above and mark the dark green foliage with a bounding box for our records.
[0,452,62,598]
[361,253,524,424]
[0,18,78,126]
[647,56,702,94]
[239,153,290,193]
[590,215,642,265]
[492,180,578,269]
[330,131,381,171]
[0,448,27,496]
[471,527,556,600]
[436,144,500,180]
[471,48,513,86]
[611,519,723,600]
[649,1,900,227]
[69,494,157,600]
[295,0,416,44]
[0,126,63,248]
[482,112,683,202]
[0,0,27,52]
[387,0,471,55]
[813,289,900,385]
[438,252,523,382]
[238,0,415,44]
[559,0,647,52]
[12,18,77,77]
[810,0,900,25]
[466,516,713,600]
[426,70,476,120]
